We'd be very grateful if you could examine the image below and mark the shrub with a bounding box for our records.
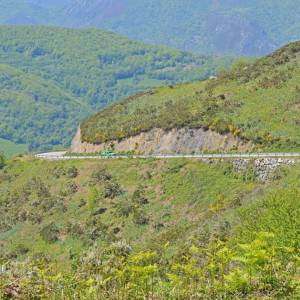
[132,186,148,206]
[40,222,60,243]
[66,166,79,178]
[66,222,84,237]
[51,165,66,178]
[133,209,149,225]
[29,177,51,199]
[92,207,107,216]
[15,244,29,255]
[60,181,78,196]
[104,181,123,199]
[89,221,108,241]
[91,167,112,183]
[115,197,134,217]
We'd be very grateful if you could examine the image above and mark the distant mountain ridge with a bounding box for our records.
[1,0,300,55]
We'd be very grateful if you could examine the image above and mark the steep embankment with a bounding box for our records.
[72,127,252,154]
[75,41,300,154]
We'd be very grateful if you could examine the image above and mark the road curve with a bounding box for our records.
[35,152,300,161]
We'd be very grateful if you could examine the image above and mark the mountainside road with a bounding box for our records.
[35,152,300,161]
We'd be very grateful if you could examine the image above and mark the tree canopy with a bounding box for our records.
[0,26,233,151]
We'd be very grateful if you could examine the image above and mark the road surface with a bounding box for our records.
[35,152,300,160]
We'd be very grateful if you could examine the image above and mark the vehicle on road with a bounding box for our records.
[100,150,116,158]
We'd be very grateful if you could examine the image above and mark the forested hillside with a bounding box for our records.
[1,156,300,298]
[1,0,300,55]
[81,41,300,152]
[0,63,89,150]
[0,26,232,151]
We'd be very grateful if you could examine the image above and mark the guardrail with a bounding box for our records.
[35,152,300,161]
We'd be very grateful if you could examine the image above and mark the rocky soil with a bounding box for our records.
[232,158,296,182]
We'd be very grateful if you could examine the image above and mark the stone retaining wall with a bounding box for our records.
[232,158,296,181]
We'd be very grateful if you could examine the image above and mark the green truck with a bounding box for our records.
[100,150,116,158]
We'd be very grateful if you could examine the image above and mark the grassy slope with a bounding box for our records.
[0,158,253,262]
[81,41,300,152]
[1,157,300,297]
[0,138,27,157]
[0,26,233,151]
[0,157,296,265]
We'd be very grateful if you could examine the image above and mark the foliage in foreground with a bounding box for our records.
[1,231,300,299]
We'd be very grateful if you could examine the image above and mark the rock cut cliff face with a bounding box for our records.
[71,127,253,154]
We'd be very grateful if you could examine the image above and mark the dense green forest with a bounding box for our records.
[1,156,300,298]
[0,63,89,151]
[0,26,233,151]
[81,41,300,152]
[1,1,300,55]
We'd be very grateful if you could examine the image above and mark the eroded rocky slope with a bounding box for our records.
[71,127,252,154]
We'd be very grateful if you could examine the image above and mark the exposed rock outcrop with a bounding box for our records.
[71,127,253,155]
[232,158,296,182]
[254,158,295,181]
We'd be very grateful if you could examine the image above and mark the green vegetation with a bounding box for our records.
[0,26,233,151]
[0,63,89,151]
[82,41,300,152]
[0,138,28,157]
[1,157,300,298]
